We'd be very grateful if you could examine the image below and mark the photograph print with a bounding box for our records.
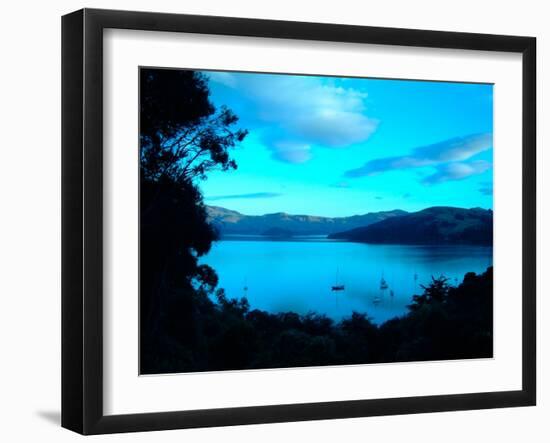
[139,67,494,375]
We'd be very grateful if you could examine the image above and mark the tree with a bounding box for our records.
[140,68,247,185]
[139,69,248,373]
[408,276,450,311]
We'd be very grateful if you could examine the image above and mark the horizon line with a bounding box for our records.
[207,204,493,219]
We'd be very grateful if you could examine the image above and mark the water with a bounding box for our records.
[199,237,493,324]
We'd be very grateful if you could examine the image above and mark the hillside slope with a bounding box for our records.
[207,206,407,236]
[328,207,493,245]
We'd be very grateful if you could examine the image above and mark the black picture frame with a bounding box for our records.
[62,8,536,435]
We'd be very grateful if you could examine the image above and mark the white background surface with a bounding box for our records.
[0,0,547,441]
[104,29,523,415]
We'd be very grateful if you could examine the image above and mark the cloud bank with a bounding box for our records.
[209,72,377,163]
[345,133,492,184]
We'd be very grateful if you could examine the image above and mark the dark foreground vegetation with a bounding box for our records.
[141,267,493,374]
[139,67,493,374]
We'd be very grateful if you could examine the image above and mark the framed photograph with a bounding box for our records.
[62,8,536,435]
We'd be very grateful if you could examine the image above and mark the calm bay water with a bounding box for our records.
[200,237,493,324]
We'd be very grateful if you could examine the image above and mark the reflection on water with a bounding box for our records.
[199,238,493,324]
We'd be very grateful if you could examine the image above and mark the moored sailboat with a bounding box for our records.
[331,267,345,291]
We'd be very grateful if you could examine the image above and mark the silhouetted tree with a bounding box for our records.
[140,68,247,186]
[139,69,248,372]
[141,265,493,374]
[408,275,450,310]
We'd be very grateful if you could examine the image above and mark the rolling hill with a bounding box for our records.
[206,206,408,236]
[328,206,493,245]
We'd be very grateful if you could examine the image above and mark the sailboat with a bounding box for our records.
[331,267,345,291]
[380,276,389,291]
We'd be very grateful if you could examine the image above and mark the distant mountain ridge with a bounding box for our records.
[206,206,408,236]
[329,206,493,245]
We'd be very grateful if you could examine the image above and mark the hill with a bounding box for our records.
[328,207,493,245]
[206,206,407,236]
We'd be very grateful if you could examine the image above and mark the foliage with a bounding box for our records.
[139,69,247,365]
[408,275,450,310]
[139,67,492,375]
[140,68,247,184]
[142,267,493,373]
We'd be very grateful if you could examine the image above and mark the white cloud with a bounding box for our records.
[270,141,312,164]
[345,133,493,177]
[422,160,491,185]
[208,72,377,163]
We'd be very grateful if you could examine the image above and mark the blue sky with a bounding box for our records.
[199,70,493,217]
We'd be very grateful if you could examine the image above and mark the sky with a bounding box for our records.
[198,70,493,217]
